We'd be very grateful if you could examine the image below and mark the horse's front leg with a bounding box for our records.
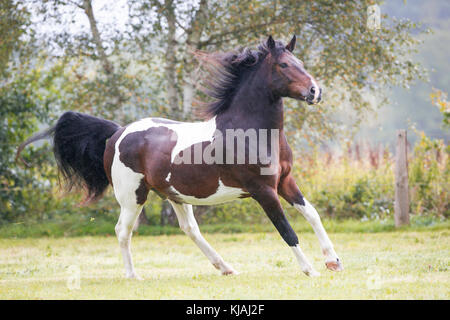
[248,185,320,277]
[279,174,343,272]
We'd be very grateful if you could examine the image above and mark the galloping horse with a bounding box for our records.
[17,35,342,278]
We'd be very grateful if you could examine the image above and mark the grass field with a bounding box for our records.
[0,230,448,299]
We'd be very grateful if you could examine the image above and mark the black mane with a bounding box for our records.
[196,40,286,118]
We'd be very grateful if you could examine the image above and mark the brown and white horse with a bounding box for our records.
[17,35,342,278]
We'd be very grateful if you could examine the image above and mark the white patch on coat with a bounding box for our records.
[166,117,217,163]
[111,125,146,207]
[170,179,246,205]
[165,172,171,182]
[113,116,217,164]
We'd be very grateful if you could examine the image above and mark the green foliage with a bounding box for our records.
[0,213,448,238]
[287,143,395,220]
[0,1,35,77]
[0,2,46,222]
[409,131,449,218]
[430,89,450,129]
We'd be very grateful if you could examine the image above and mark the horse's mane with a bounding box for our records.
[194,40,285,118]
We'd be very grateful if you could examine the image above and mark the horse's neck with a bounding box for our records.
[216,66,284,131]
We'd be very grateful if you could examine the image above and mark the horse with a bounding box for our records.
[17,35,343,278]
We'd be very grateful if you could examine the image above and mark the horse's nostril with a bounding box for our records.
[310,87,316,94]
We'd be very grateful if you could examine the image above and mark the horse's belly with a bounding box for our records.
[170,181,249,205]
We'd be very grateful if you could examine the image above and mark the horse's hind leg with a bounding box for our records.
[169,200,237,275]
[115,202,143,279]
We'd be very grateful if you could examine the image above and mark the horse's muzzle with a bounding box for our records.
[306,87,322,105]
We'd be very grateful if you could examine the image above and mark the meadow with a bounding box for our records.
[0,229,448,300]
[1,133,448,300]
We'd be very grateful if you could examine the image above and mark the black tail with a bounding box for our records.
[17,111,121,203]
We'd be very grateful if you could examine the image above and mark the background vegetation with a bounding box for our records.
[0,0,448,235]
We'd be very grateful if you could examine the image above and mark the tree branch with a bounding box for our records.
[82,0,113,74]
[198,17,286,47]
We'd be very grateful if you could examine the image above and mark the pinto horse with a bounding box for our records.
[17,35,342,278]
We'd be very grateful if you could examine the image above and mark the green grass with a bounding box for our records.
[0,230,448,299]
[1,215,449,238]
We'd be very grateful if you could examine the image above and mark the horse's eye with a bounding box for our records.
[279,63,288,68]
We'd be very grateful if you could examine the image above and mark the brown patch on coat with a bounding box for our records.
[118,126,177,191]
[135,178,149,205]
[169,141,221,199]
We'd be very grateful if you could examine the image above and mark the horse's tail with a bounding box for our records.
[16,111,121,204]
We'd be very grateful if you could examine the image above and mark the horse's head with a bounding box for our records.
[265,35,322,104]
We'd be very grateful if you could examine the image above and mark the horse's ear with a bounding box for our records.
[286,35,296,52]
[267,35,276,50]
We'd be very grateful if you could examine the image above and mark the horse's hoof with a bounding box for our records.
[126,273,143,280]
[215,261,239,275]
[326,259,343,272]
[304,269,320,277]
[222,268,239,276]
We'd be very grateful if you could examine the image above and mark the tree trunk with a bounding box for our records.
[83,0,113,75]
[182,0,208,116]
[82,0,125,120]
[182,80,195,116]
[163,0,180,114]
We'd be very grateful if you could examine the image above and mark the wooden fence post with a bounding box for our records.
[395,130,410,227]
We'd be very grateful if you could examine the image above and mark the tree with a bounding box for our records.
[21,0,426,225]
[0,1,55,221]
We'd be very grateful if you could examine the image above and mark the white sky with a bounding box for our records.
[29,0,130,41]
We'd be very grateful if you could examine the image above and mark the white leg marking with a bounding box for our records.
[291,245,320,277]
[115,203,143,279]
[294,199,343,270]
[169,200,237,275]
